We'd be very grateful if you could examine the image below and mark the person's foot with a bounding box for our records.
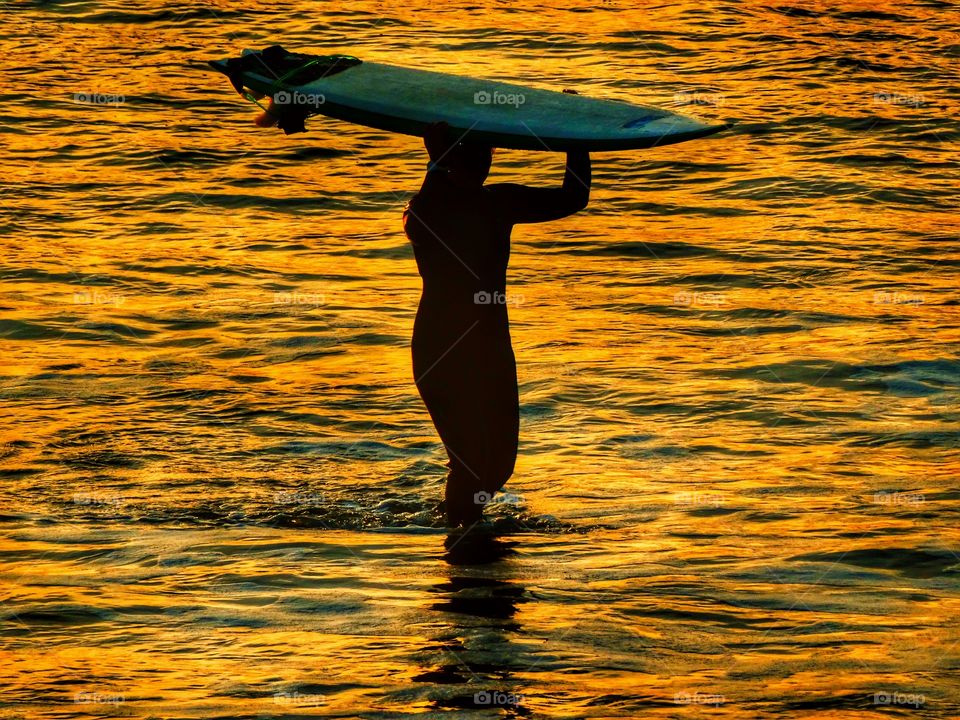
[444,487,484,528]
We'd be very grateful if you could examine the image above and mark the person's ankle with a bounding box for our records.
[445,493,483,527]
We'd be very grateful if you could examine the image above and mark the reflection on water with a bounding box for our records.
[1,0,959,716]
[420,533,525,713]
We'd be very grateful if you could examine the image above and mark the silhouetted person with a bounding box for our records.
[403,121,591,527]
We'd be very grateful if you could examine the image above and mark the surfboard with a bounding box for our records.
[210,45,730,151]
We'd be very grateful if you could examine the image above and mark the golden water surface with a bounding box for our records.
[1,0,958,717]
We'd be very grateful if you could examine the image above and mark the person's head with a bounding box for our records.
[447,141,494,186]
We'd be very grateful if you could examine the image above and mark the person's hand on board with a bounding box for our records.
[561,90,590,168]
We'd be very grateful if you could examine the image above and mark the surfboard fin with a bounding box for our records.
[210,46,360,134]
[274,106,310,134]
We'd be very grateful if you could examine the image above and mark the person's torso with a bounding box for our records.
[403,184,512,305]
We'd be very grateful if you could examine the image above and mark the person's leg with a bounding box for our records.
[412,304,520,527]
[416,379,488,527]
[420,347,519,527]
[476,346,520,499]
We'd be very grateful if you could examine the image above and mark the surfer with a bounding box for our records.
[403,121,591,527]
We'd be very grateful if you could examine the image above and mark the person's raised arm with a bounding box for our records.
[487,87,591,224]
[561,149,592,211]
[488,149,591,225]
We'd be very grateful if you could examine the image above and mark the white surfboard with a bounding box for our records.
[210,46,730,151]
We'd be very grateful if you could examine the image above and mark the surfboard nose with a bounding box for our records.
[637,115,729,144]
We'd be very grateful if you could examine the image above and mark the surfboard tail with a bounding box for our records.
[209,47,364,134]
[209,46,362,93]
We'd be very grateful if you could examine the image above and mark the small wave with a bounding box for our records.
[706,358,957,396]
[62,7,258,24]
[1,605,114,627]
[790,548,959,578]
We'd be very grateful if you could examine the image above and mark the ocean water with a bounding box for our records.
[1,0,958,717]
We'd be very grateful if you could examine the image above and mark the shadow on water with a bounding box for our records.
[412,528,531,715]
[443,527,519,567]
